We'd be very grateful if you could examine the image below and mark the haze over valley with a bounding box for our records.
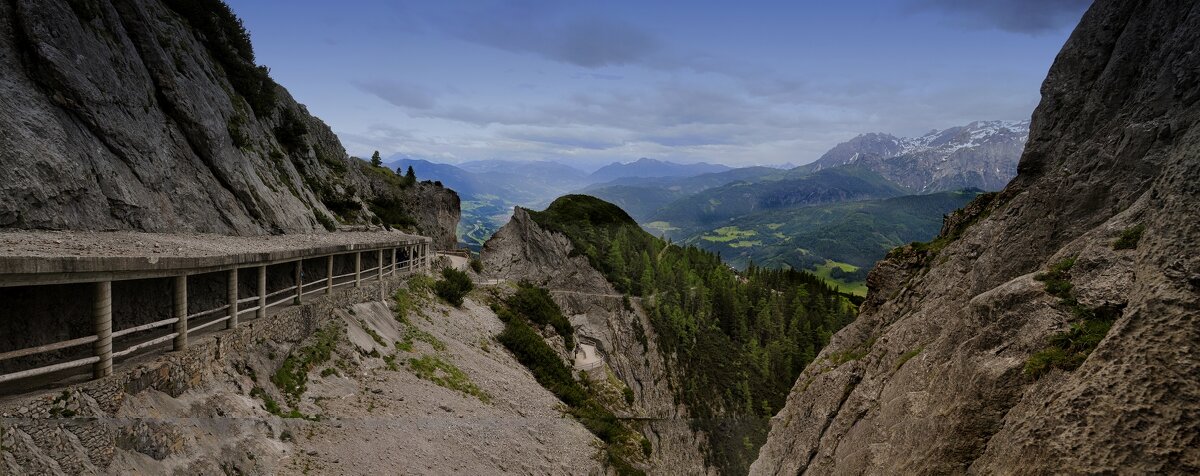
[398,119,1030,293]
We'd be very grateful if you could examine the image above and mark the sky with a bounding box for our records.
[226,0,1091,170]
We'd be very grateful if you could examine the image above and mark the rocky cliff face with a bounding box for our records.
[482,207,715,474]
[752,1,1199,474]
[0,0,457,245]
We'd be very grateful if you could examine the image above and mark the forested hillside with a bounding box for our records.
[682,189,984,294]
[526,195,857,473]
[649,166,907,236]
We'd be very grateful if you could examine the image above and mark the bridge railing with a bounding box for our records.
[0,241,434,386]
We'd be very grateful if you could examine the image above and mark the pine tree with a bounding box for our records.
[370,150,382,167]
[404,165,416,184]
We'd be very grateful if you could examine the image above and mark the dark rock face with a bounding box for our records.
[0,0,457,245]
[752,1,1200,474]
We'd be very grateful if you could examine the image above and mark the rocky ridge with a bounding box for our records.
[751,1,1199,474]
[482,207,715,475]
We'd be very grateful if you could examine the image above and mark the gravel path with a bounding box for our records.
[0,230,424,258]
[288,294,602,475]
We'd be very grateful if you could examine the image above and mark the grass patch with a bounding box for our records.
[1113,224,1146,250]
[408,355,490,403]
[827,337,876,366]
[700,226,758,243]
[1025,257,1118,379]
[382,354,400,371]
[1035,257,1077,300]
[400,325,446,352]
[643,221,679,233]
[272,324,341,406]
[494,287,645,474]
[811,260,868,296]
[250,387,307,419]
[392,282,446,352]
[894,346,924,370]
[360,323,386,347]
[393,288,413,323]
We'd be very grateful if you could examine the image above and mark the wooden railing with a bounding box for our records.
[0,241,433,385]
[440,248,472,259]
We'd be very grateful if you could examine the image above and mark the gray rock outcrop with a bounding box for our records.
[0,0,458,245]
[482,206,715,474]
[751,1,1199,474]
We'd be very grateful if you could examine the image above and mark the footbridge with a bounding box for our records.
[0,231,433,390]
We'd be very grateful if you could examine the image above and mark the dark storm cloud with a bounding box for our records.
[355,80,437,110]
[910,0,1092,34]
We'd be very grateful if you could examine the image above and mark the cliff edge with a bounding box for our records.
[0,0,458,246]
[752,0,1199,474]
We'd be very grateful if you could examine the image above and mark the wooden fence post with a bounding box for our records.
[355,252,362,287]
[326,255,334,294]
[392,248,398,274]
[377,249,385,301]
[227,269,238,329]
[93,281,112,379]
[173,276,187,350]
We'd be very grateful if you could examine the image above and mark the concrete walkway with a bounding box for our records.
[574,343,604,371]
[440,253,469,272]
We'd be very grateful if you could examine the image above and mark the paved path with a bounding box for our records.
[0,230,424,258]
[547,289,627,299]
[440,253,469,271]
[574,343,603,371]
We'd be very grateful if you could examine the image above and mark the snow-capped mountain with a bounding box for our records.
[806,120,1030,192]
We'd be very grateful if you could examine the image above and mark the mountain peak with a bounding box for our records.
[807,120,1030,192]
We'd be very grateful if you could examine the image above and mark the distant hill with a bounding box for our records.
[580,166,779,220]
[587,158,731,183]
[457,159,589,182]
[387,155,739,248]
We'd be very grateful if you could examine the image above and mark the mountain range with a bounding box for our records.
[391,120,1028,288]
[586,157,731,183]
[798,120,1029,192]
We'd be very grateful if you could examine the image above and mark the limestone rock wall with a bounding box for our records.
[0,0,458,245]
[751,1,1200,474]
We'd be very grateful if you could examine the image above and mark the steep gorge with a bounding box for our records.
[483,207,715,474]
[751,0,1200,473]
[482,198,859,474]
